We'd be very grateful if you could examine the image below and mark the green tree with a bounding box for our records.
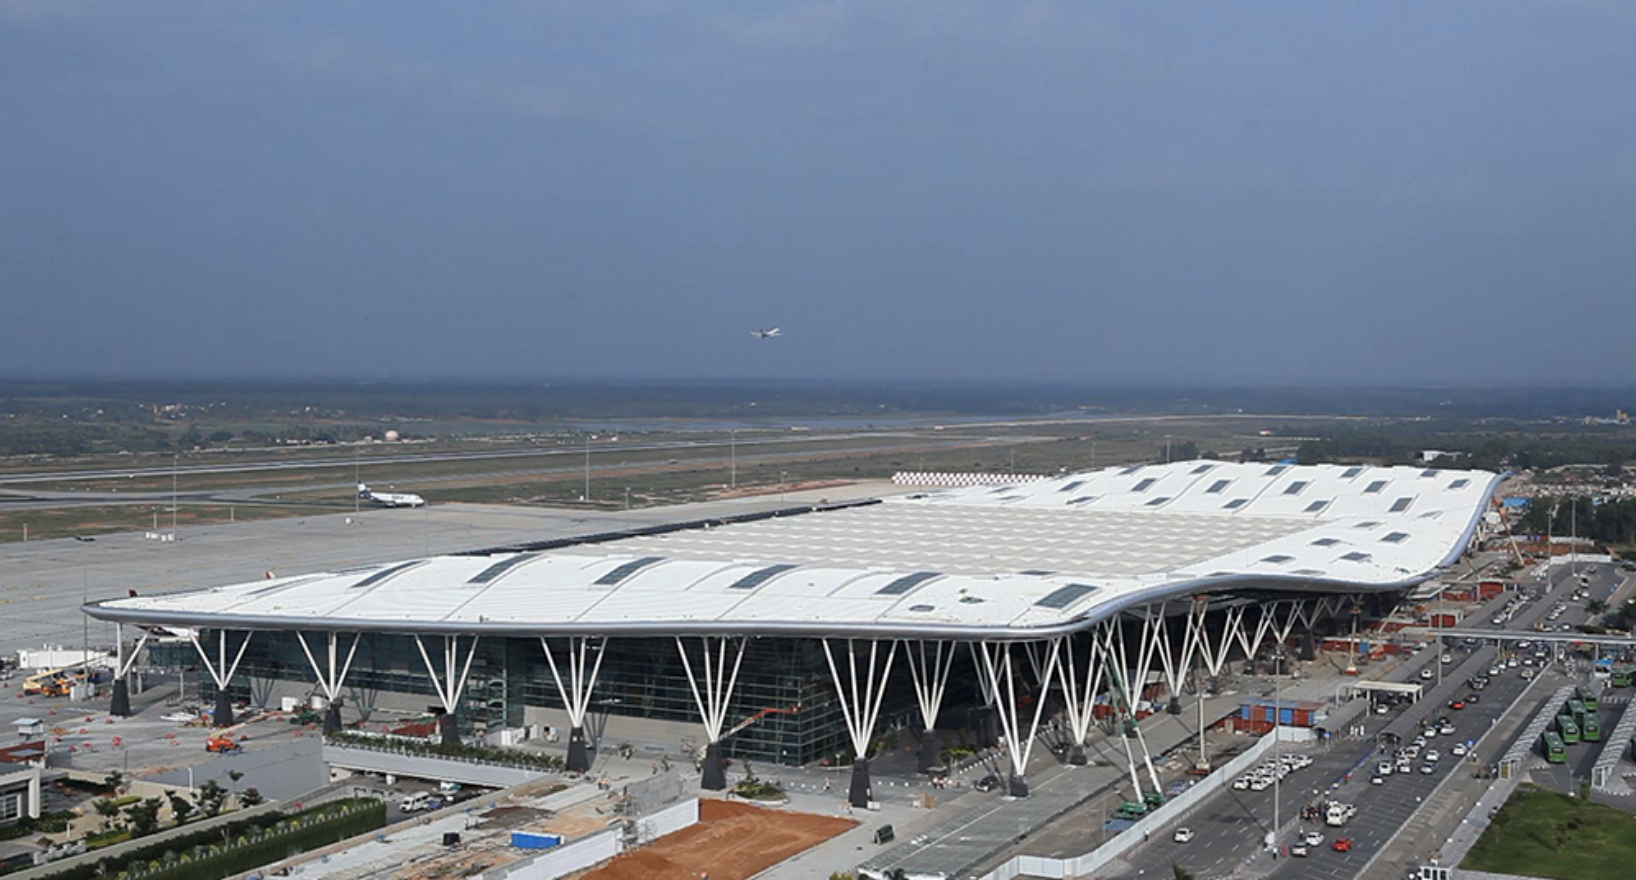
[239,787,265,808]
[195,779,229,818]
[125,798,162,836]
[92,797,122,826]
[103,770,125,793]
[1173,866,1197,880]
[1587,599,1610,618]
[167,792,194,827]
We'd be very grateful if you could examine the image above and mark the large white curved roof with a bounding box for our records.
[85,461,1499,638]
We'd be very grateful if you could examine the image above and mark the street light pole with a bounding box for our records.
[730,430,737,489]
[171,454,178,534]
[584,436,591,502]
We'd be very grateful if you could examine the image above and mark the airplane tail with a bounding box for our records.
[357,483,372,498]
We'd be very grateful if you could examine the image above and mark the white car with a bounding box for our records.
[1420,668,1435,680]
[1370,775,1385,785]
[1452,744,1469,757]
[1440,723,1457,735]
[1377,762,1394,776]
[1421,764,1436,775]
[1425,749,1441,762]
[1304,830,1324,846]
[1232,777,1250,790]
[1174,827,1194,843]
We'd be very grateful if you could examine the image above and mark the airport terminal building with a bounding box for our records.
[94,460,1499,801]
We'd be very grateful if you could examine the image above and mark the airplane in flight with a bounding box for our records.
[751,327,782,339]
[358,483,426,508]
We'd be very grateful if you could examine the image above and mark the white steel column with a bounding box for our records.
[904,640,956,773]
[109,623,152,717]
[541,637,607,773]
[190,630,253,727]
[969,642,998,706]
[975,638,1060,797]
[1148,608,1185,713]
[675,636,746,791]
[822,638,899,806]
[1055,626,1109,765]
[1192,602,1242,679]
[1234,601,1280,670]
[295,631,360,732]
[1109,614,1164,800]
[412,634,480,744]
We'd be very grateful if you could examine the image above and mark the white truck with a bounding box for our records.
[1325,803,1357,827]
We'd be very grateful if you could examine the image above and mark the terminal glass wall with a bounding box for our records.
[164,632,920,766]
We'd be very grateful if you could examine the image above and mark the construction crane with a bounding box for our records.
[722,703,801,740]
[1493,496,1526,566]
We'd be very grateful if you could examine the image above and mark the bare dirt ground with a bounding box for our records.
[580,799,855,880]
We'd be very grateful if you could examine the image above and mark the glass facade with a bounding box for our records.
[158,632,927,766]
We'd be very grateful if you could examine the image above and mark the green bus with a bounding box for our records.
[1578,686,1600,712]
[1614,667,1636,688]
[1568,699,1588,725]
[1559,714,1581,745]
[1543,731,1567,763]
[1584,711,1603,742]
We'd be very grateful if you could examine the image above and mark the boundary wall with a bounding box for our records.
[487,798,700,880]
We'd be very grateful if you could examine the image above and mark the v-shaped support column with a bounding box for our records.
[676,636,746,791]
[974,639,1060,797]
[822,638,899,807]
[190,630,253,727]
[413,634,480,745]
[296,632,361,733]
[904,640,956,773]
[109,623,152,718]
[541,637,607,773]
[1055,626,1109,765]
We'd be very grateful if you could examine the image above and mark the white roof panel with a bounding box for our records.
[87,461,1501,638]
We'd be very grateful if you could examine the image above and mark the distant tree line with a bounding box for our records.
[1297,429,1636,473]
[1514,495,1636,547]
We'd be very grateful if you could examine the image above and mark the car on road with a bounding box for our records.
[1291,844,1309,857]
[1333,837,1353,852]
[1370,774,1385,785]
[1173,827,1194,843]
[1421,764,1436,775]
[1439,721,1457,735]
[974,774,1000,792]
[1420,668,1435,680]
[1452,743,1469,757]
[1425,749,1441,762]
[1466,692,1480,703]
[1449,699,1465,710]
[1377,762,1394,776]
[1232,776,1250,790]
[1304,830,1324,846]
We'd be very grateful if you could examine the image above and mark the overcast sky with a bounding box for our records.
[2,1,1633,386]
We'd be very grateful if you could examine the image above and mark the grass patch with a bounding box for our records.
[0,503,338,544]
[1462,784,1636,880]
